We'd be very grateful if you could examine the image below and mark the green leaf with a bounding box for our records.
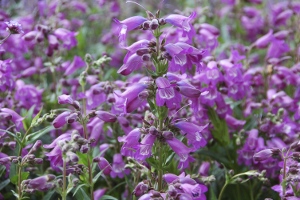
[0,179,10,190]
[73,187,90,200]
[31,106,43,126]
[77,152,91,167]
[43,190,55,200]
[207,107,230,146]
[0,165,6,177]
[9,163,16,182]
[25,126,54,145]
[73,184,87,197]
[164,152,175,167]
[104,68,118,81]
[199,149,230,166]
[100,195,118,200]
[147,100,156,113]
[22,106,35,130]
[0,129,21,144]
[209,185,218,200]
[146,157,158,169]
[93,170,104,184]
[10,172,29,185]
[11,190,19,199]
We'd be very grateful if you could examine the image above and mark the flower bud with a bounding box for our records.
[52,111,70,128]
[31,140,42,152]
[133,182,149,197]
[107,93,116,103]
[66,152,79,163]
[253,149,277,162]
[142,21,151,30]
[95,110,117,123]
[150,19,159,30]
[138,90,149,100]
[80,144,89,153]
[98,157,112,176]
[8,141,16,149]
[66,113,78,124]
[142,54,151,61]
[149,126,158,136]
[136,48,150,56]
[34,158,43,164]
[168,185,177,197]
[58,94,74,105]
[162,131,174,140]
[254,30,273,49]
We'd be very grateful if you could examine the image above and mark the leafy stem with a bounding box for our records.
[62,155,67,200]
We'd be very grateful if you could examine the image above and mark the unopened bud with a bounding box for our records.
[150,19,159,30]
[34,158,43,164]
[162,131,174,140]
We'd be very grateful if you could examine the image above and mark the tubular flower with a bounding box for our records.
[114,16,147,47]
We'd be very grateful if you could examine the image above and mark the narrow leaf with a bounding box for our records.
[100,195,119,200]
[0,179,10,190]
[43,190,55,200]
[31,105,43,126]
[25,126,54,145]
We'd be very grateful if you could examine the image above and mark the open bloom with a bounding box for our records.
[174,121,208,149]
[165,12,196,38]
[114,16,147,47]
[156,77,181,109]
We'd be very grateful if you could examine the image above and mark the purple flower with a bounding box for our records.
[43,133,71,170]
[28,175,55,189]
[199,162,210,176]
[15,81,43,110]
[53,28,77,50]
[52,111,71,129]
[177,80,201,98]
[64,56,86,76]
[117,53,143,76]
[0,59,14,92]
[114,16,147,47]
[0,108,24,131]
[165,135,191,162]
[225,114,246,130]
[254,30,273,49]
[164,42,204,73]
[253,149,279,162]
[118,128,141,157]
[110,153,130,178]
[0,153,10,177]
[155,77,181,109]
[5,21,24,34]
[133,182,149,197]
[97,157,112,176]
[174,121,208,149]
[136,134,156,160]
[58,94,74,105]
[114,82,147,113]
[94,189,106,200]
[95,110,117,122]
[165,12,196,38]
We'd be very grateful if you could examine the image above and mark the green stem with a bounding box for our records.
[281,147,291,198]
[157,142,163,191]
[81,84,94,200]
[249,180,254,200]
[62,156,67,200]
[16,125,33,199]
[17,164,22,200]
[218,181,228,200]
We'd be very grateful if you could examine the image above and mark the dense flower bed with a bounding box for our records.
[0,0,300,200]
